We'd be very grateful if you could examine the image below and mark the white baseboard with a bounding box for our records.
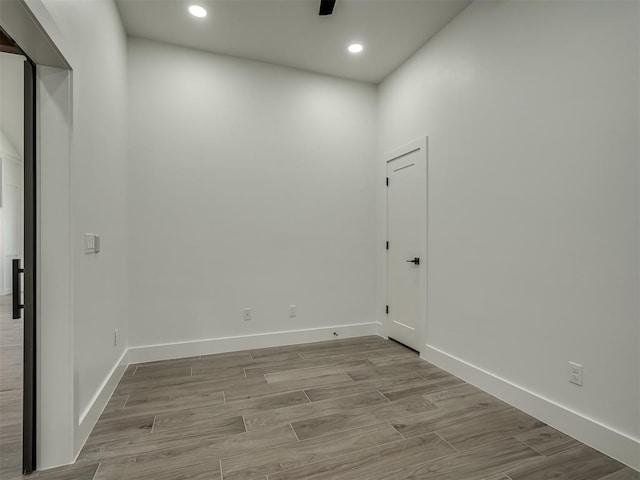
[422,344,640,471]
[74,349,129,458]
[128,322,382,364]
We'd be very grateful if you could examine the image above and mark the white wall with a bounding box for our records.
[128,38,377,351]
[37,63,74,468]
[378,0,639,467]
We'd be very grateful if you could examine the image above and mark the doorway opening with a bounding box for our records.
[0,26,37,476]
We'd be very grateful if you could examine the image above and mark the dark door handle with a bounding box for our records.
[406,257,420,265]
[12,259,24,319]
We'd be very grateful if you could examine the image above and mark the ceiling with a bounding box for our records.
[116,0,472,83]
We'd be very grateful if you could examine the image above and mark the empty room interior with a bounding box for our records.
[0,0,639,479]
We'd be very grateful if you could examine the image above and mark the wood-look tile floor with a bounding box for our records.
[1,320,639,479]
[0,294,23,480]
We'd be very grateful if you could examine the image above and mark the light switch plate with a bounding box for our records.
[84,234,95,254]
[85,234,100,254]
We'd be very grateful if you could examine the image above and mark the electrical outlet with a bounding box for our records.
[84,233,100,254]
[114,329,119,347]
[243,308,252,321]
[288,305,296,318]
[569,361,583,386]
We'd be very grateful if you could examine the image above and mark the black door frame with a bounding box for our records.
[22,56,37,476]
[2,26,37,474]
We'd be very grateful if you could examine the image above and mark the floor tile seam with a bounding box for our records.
[301,390,312,403]
[289,423,301,441]
[82,435,213,465]
[376,446,479,480]
[226,391,315,412]
[90,462,102,480]
[374,437,534,480]
[414,370,454,382]
[82,436,230,466]
[248,362,341,379]
[215,436,302,468]
[433,430,460,453]
[268,431,477,480]
[393,381,466,400]
[386,421,405,439]
[220,419,403,468]
[510,434,556,457]
[100,397,226,420]
[391,413,509,445]
[377,390,392,403]
[121,371,245,387]
[435,425,557,456]
[222,431,414,480]
[343,372,355,382]
[244,388,396,425]
[301,380,408,402]
[396,402,519,437]
[300,347,404,360]
[246,362,342,379]
[247,357,350,372]
[542,442,590,457]
[237,425,423,480]
[260,362,360,382]
[225,386,314,404]
[244,402,378,431]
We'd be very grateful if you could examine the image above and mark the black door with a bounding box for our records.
[2,24,39,477]
[22,58,37,475]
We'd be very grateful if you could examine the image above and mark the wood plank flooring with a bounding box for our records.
[1,311,638,480]
[0,294,23,480]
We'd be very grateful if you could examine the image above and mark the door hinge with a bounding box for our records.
[385,305,389,315]
[386,177,389,186]
[386,241,389,250]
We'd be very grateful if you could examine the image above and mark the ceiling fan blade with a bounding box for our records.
[319,0,336,16]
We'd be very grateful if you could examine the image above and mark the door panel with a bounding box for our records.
[23,58,36,475]
[387,149,421,351]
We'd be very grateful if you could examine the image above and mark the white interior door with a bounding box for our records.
[387,144,425,351]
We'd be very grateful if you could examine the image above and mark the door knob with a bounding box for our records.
[406,257,420,265]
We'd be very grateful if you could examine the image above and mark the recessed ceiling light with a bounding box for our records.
[348,43,364,54]
[188,5,207,18]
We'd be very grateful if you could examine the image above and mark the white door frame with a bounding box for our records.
[382,137,428,354]
[1,0,76,469]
